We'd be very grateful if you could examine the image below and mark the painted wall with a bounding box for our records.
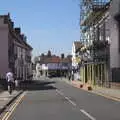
[110,0,120,68]
[0,18,9,77]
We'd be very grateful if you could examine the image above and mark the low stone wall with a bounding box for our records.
[112,68,120,82]
[0,78,8,90]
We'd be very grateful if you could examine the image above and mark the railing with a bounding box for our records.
[0,78,8,90]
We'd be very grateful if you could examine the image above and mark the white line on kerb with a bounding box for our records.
[80,109,96,120]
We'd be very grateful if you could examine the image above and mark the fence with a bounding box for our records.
[80,62,110,88]
[0,77,8,90]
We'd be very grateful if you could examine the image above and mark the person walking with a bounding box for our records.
[15,77,19,91]
[6,70,14,95]
[68,72,71,81]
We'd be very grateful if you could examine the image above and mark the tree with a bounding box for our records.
[41,53,45,57]
[61,53,65,59]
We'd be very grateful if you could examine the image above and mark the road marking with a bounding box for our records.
[1,92,27,120]
[56,89,76,106]
[56,89,64,96]
[80,109,96,120]
[64,96,76,106]
[52,84,56,88]
[56,89,96,120]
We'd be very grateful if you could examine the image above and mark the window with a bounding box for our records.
[99,23,104,41]
[105,18,110,42]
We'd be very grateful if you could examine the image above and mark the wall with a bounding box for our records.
[0,18,9,77]
[110,0,120,68]
[109,0,120,82]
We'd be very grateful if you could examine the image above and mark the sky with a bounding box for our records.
[0,0,80,57]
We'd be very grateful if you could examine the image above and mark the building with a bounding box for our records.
[80,0,111,87]
[36,52,72,77]
[72,41,83,80]
[109,0,120,82]
[39,55,61,77]
[72,41,83,69]
[0,13,33,80]
[79,0,120,88]
[35,63,42,78]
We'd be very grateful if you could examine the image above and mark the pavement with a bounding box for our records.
[0,90,23,114]
[54,77,120,101]
[5,78,120,120]
[92,86,120,100]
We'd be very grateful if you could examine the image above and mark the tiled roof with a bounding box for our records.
[60,58,72,63]
[39,56,72,64]
[39,56,60,64]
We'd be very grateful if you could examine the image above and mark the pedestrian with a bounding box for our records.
[68,72,71,81]
[6,69,14,95]
[15,78,19,91]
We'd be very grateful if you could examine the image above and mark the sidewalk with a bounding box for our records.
[60,78,120,101]
[92,87,120,99]
[0,90,23,114]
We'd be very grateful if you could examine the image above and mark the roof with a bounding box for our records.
[22,40,33,50]
[0,13,33,50]
[39,56,60,64]
[39,55,72,64]
[60,58,72,63]
[46,57,60,63]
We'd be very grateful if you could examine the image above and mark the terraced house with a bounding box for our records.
[0,13,33,80]
[79,0,120,88]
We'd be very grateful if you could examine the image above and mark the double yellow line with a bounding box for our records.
[1,92,26,120]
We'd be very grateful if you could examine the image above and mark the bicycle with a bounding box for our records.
[8,81,13,95]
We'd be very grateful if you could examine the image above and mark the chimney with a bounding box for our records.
[21,34,27,42]
[8,13,10,18]
[21,34,24,39]
[15,28,21,34]
[24,36,27,42]
[11,22,14,28]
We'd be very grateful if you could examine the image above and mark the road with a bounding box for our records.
[4,78,120,120]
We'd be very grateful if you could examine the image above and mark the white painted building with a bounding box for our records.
[0,13,33,80]
[72,41,83,69]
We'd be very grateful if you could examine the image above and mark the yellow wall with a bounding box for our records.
[80,63,109,87]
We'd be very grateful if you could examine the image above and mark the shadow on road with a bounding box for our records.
[19,80,56,91]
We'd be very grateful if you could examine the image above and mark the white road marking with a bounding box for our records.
[56,89,76,106]
[56,89,96,120]
[65,96,76,106]
[56,89,64,96]
[52,84,55,88]
[80,109,96,120]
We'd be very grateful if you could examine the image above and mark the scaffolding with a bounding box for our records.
[80,0,111,45]
[80,0,111,87]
